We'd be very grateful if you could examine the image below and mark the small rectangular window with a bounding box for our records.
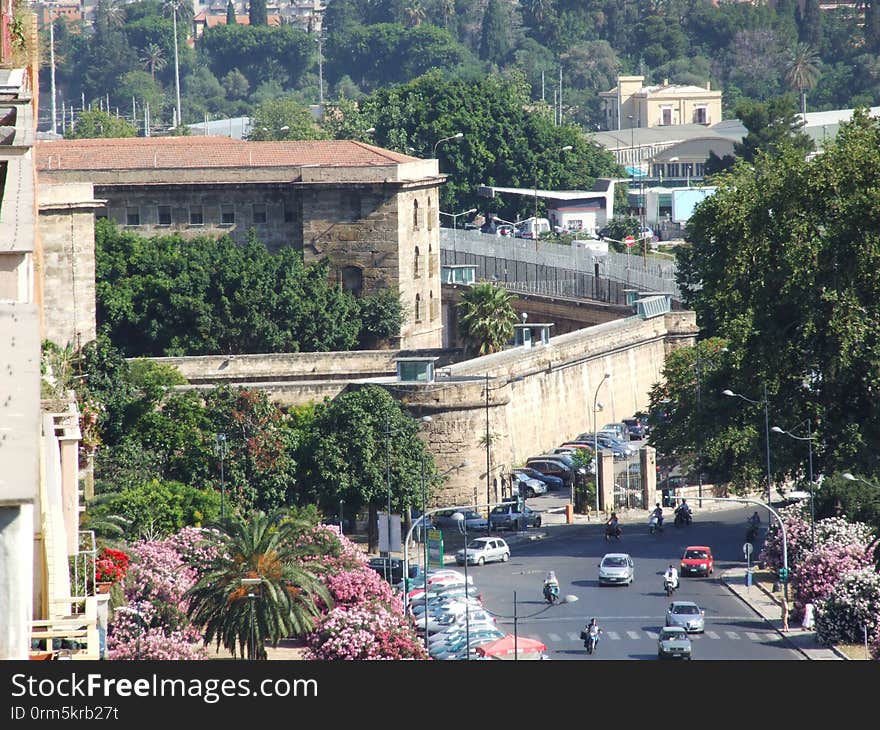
[283,203,295,223]
[126,207,140,226]
[221,204,235,225]
[253,203,267,224]
[189,206,204,225]
[157,205,172,225]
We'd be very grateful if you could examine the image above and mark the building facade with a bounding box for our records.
[35,137,445,349]
[600,75,723,132]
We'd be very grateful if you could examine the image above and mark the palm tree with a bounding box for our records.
[140,44,167,81]
[185,509,331,660]
[403,1,426,27]
[457,281,518,356]
[784,42,821,117]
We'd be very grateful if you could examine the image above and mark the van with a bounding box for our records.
[572,239,608,255]
[517,217,550,239]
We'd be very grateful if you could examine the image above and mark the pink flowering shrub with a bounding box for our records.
[293,523,367,576]
[791,543,872,621]
[165,526,221,579]
[304,602,428,660]
[107,533,207,660]
[758,505,811,572]
[321,566,402,613]
[814,567,880,653]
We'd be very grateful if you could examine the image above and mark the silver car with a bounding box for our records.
[598,553,634,586]
[455,537,510,566]
[657,626,692,660]
[665,601,705,633]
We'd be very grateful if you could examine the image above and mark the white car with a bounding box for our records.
[512,472,547,497]
[455,537,510,566]
[598,553,635,586]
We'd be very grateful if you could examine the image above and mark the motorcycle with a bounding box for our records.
[663,575,678,597]
[583,627,601,655]
[543,583,560,605]
[674,509,692,527]
[605,524,622,541]
[746,523,759,544]
[649,514,664,534]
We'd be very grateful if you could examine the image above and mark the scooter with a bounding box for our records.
[649,514,664,534]
[664,576,678,597]
[583,627,601,655]
[674,509,692,527]
[543,583,560,605]
[605,525,622,541]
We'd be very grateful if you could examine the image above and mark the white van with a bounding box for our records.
[572,239,608,255]
[517,217,550,239]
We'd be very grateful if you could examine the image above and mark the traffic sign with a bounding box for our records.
[743,542,753,559]
[624,235,635,248]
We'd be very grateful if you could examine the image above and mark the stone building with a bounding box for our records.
[35,136,445,350]
[600,75,722,132]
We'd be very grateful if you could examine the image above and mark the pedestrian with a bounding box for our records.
[801,602,815,631]
[781,596,789,632]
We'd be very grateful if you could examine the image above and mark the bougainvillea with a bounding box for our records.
[791,543,872,621]
[321,566,401,612]
[757,505,812,572]
[107,534,206,660]
[165,526,221,580]
[814,567,880,653]
[304,602,428,660]
[293,523,367,576]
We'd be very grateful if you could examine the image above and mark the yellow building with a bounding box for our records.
[600,75,722,132]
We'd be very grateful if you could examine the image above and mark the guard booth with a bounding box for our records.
[441,265,477,285]
[512,323,554,347]
[396,357,438,383]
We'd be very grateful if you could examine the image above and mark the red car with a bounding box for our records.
[680,546,714,577]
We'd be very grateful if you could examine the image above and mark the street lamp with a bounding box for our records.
[772,422,816,549]
[842,472,880,489]
[534,145,572,238]
[166,1,183,129]
[214,433,227,518]
[452,511,471,659]
[593,372,611,514]
[114,606,147,661]
[433,132,464,159]
[439,208,477,258]
[723,384,772,508]
[241,577,261,661]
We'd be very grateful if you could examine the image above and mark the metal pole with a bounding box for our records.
[763,382,772,507]
[463,519,469,660]
[485,373,491,536]
[807,421,815,550]
[49,18,57,135]
[339,499,344,535]
[248,593,256,660]
[385,413,391,584]
[513,590,518,662]
[696,356,703,508]
[171,3,182,129]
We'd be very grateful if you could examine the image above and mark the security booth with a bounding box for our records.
[513,323,554,348]
[441,264,477,285]
[396,357,438,383]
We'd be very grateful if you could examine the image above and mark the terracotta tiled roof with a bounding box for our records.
[35,137,421,171]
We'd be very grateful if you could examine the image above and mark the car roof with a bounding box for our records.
[670,601,700,608]
[601,552,631,560]
[684,545,712,551]
[661,625,687,632]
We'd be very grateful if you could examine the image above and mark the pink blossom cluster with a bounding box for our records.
[323,566,396,607]
[791,543,872,621]
[814,567,880,654]
[293,523,367,575]
[758,505,812,571]
[165,526,221,578]
[303,602,428,660]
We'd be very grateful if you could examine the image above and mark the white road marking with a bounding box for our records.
[705,631,721,639]
[606,631,620,640]
[765,633,780,642]
[645,631,659,640]
[626,630,641,640]
[745,632,762,641]
[566,632,580,642]
[547,633,562,642]
[726,631,741,640]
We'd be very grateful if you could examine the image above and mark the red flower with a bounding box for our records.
[96,547,130,583]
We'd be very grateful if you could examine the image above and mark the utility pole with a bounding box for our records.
[49,17,57,135]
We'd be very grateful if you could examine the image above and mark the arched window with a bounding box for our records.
[415,293,422,323]
[413,199,419,229]
[429,290,436,320]
[414,246,421,277]
[427,196,433,230]
[428,241,435,275]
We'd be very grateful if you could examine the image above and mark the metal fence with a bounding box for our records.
[439,228,682,302]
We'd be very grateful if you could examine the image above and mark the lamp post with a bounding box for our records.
[314,35,324,107]
[593,372,611,514]
[451,512,471,659]
[241,577,262,661]
[533,145,572,239]
[723,383,772,508]
[384,413,392,584]
[114,606,147,661]
[433,132,464,160]
[338,498,344,535]
[772,422,816,549]
[439,208,477,258]
[167,1,183,129]
[214,433,227,518]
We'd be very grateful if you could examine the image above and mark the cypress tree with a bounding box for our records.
[797,0,821,48]
[479,0,510,66]
[867,0,880,54]
[249,0,267,27]
[226,0,237,25]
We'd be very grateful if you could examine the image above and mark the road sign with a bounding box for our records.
[624,235,635,248]
[743,542,753,559]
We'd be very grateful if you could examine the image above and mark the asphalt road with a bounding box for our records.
[460,504,803,661]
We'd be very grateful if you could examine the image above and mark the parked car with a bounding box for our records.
[525,456,574,488]
[489,503,542,531]
[665,601,705,633]
[433,509,489,531]
[514,467,564,491]
[597,431,638,456]
[622,417,646,441]
[601,422,629,441]
[511,471,548,497]
[657,626,693,660]
[597,553,634,586]
[577,433,631,461]
[680,546,714,577]
[456,537,510,566]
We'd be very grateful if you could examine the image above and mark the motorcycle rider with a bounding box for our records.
[543,571,559,601]
[675,499,693,524]
[651,503,664,528]
[664,564,679,592]
[605,512,622,540]
[583,617,601,652]
[747,511,761,541]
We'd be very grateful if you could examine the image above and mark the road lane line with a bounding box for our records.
[645,631,659,640]
[764,633,779,642]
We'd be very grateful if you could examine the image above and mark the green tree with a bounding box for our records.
[226,0,236,24]
[796,0,821,48]
[356,289,405,348]
[479,0,510,66]
[248,0,268,27]
[784,43,821,116]
[186,509,331,659]
[65,109,137,139]
[457,282,517,356]
[297,385,437,553]
[732,95,814,164]
[677,110,880,480]
[140,42,167,80]
[116,70,165,118]
[246,97,329,140]
[868,0,880,54]
[222,68,249,99]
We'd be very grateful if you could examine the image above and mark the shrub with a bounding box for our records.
[814,567,880,649]
[791,543,872,621]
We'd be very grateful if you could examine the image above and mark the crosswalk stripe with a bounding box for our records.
[645,631,659,640]
[606,631,620,640]
[547,633,562,642]
[765,633,779,642]
[745,632,762,641]
[626,630,641,640]
[705,631,720,639]
[726,631,740,640]
[565,633,579,642]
